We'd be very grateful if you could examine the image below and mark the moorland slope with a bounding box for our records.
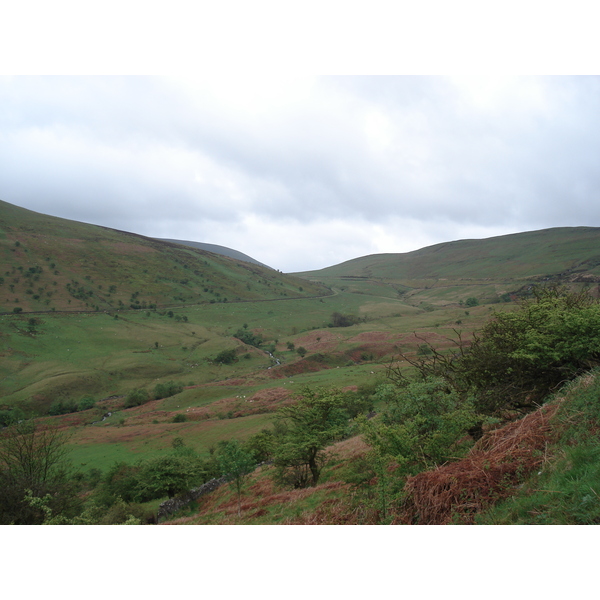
[0,199,327,314]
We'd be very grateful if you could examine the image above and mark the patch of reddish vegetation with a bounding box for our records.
[268,358,331,379]
[185,386,294,420]
[102,241,157,254]
[348,331,392,343]
[347,342,398,362]
[398,331,459,349]
[291,330,342,353]
[398,402,560,525]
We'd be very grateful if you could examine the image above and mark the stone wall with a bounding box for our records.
[157,476,228,522]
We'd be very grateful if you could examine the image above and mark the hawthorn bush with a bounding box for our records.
[394,286,600,415]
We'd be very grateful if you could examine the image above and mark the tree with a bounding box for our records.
[136,455,205,500]
[217,440,257,516]
[361,378,478,476]
[272,388,349,488]
[214,348,237,365]
[0,421,77,524]
[296,346,307,358]
[391,286,600,416]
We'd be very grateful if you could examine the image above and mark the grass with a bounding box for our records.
[476,372,600,524]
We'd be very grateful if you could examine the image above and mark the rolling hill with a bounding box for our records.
[0,199,328,314]
[297,227,600,281]
[155,239,273,270]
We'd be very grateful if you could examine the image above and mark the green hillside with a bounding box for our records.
[298,226,600,280]
[0,199,328,314]
[3,200,600,526]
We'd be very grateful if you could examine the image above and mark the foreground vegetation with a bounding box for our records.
[4,284,600,525]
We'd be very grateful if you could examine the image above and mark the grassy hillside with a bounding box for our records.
[0,199,327,314]
[4,202,600,525]
[298,227,600,281]
[156,239,273,270]
[295,227,600,313]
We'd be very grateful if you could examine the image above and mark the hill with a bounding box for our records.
[297,227,600,281]
[0,199,328,314]
[155,239,273,270]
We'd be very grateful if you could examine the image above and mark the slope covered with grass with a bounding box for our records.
[297,226,600,281]
[0,199,328,314]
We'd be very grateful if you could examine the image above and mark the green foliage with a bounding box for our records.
[0,422,79,524]
[272,387,349,488]
[296,346,307,358]
[172,413,187,423]
[136,455,206,500]
[465,297,479,307]
[96,451,208,505]
[77,395,96,412]
[395,286,600,415]
[361,378,478,476]
[153,381,184,400]
[0,407,25,427]
[234,326,263,348]
[330,312,360,327]
[48,399,78,416]
[124,388,150,408]
[217,439,257,515]
[214,348,237,365]
[243,428,276,463]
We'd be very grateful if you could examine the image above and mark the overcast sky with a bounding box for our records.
[2,75,600,272]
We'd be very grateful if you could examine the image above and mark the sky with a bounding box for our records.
[2,5,600,274]
[2,75,600,273]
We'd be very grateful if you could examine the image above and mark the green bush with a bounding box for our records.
[124,389,149,408]
[48,399,78,416]
[361,378,478,475]
[153,381,184,400]
[214,348,237,365]
[172,413,187,423]
[395,286,600,415]
[77,396,96,412]
[0,407,25,427]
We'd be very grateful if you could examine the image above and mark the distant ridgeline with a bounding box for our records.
[155,239,273,270]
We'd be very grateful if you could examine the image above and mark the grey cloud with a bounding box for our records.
[2,76,600,271]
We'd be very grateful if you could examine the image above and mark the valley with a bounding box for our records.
[2,198,600,525]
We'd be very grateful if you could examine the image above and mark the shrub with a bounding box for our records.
[48,399,78,416]
[124,389,149,408]
[172,413,187,423]
[77,396,96,412]
[214,348,237,365]
[153,381,183,400]
[361,378,479,475]
[394,286,600,415]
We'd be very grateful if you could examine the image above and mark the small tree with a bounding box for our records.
[296,346,307,358]
[272,388,349,488]
[217,440,257,516]
[0,421,77,524]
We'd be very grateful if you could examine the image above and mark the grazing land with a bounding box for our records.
[2,198,600,525]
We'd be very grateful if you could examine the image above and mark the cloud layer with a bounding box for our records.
[1,75,599,271]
